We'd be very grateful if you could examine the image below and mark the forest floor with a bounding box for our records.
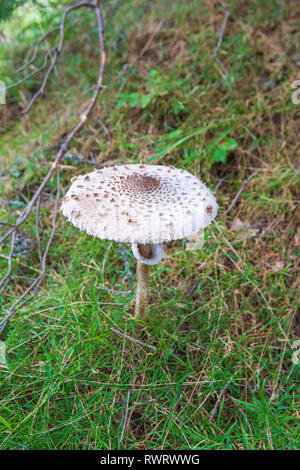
[0,0,299,450]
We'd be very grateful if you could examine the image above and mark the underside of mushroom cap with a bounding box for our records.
[60,164,218,244]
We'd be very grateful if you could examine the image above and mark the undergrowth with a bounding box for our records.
[0,0,299,450]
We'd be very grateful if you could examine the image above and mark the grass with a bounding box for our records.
[0,0,299,450]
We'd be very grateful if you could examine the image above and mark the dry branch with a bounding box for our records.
[13,26,60,74]
[110,328,157,351]
[213,10,230,77]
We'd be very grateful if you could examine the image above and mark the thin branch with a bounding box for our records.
[0,222,16,227]
[64,153,105,168]
[185,278,200,300]
[209,378,233,421]
[214,174,229,192]
[13,26,60,74]
[1,47,58,93]
[110,328,156,351]
[21,48,59,114]
[226,170,258,213]
[95,118,111,137]
[213,10,230,77]
[213,10,230,59]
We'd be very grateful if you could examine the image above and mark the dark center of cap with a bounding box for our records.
[121,173,160,194]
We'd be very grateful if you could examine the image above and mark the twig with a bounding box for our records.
[185,278,200,299]
[213,10,230,77]
[110,328,156,351]
[226,170,258,213]
[96,118,111,137]
[209,378,233,421]
[0,47,58,93]
[214,174,228,192]
[21,48,59,114]
[120,390,130,444]
[13,26,60,74]
[136,20,164,61]
[215,57,229,78]
[64,153,105,168]
[89,152,95,164]
[213,10,230,59]
[0,222,16,227]
[118,65,138,93]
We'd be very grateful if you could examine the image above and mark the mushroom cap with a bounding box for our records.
[60,164,218,244]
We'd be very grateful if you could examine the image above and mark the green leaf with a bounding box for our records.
[128,92,140,107]
[212,146,227,163]
[0,414,13,431]
[116,93,130,107]
[140,93,153,108]
[221,137,238,151]
[149,69,158,78]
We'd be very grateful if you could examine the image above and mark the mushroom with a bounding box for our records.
[60,164,218,318]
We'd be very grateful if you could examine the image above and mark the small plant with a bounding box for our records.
[211,137,238,164]
[116,68,189,115]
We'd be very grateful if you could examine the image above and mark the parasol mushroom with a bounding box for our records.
[60,164,218,318]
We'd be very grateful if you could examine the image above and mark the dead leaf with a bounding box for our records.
[231,218,247,231]
[230,218,260,240]
[272,260,285,272]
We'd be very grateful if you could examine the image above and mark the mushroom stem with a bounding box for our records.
[133,243,164,317]
[135,261,149,318]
